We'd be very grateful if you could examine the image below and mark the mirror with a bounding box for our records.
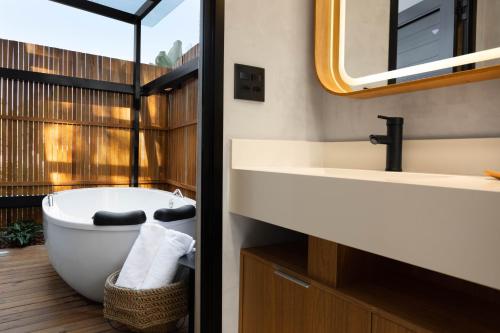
[315,0,500,96]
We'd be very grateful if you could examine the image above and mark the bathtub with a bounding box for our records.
[42,187,196,302]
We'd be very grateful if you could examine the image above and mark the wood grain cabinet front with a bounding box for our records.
[241,243,500,333]
[240,252,371,333]
[371,315,418,333]
[273,270,310,333]
[240,253,310,333]
[240,254,275,333]
[307,285,371,333]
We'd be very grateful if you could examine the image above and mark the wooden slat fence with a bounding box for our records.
[0,39,198,227]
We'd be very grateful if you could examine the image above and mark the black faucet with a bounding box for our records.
[369,115,404,172]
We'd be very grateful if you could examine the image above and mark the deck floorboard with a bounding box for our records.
[0,245,187,333]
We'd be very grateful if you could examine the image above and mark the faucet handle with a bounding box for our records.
[377,115,404,125]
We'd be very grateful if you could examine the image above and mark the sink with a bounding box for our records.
[229,139,500,291]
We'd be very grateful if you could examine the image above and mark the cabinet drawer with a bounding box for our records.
[307,285,371,333]
[372,315,416,333]
[273,269,310,333]
[240,252,372,333]
[240,255,274,333]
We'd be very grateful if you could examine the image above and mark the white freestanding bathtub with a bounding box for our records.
[42,187,196,302]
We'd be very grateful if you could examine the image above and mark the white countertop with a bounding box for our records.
[230,139,500,291]
[235,166,500,193]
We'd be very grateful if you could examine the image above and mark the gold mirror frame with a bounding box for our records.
[315,0,500,98]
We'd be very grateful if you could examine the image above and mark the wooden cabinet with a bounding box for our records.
[372,315,417,333]
[307,285,371,333]
[240,241,500,333]
[239,254,274,333]
[240,252,370,333]
[240,253,309,333]
[273,270,309,333]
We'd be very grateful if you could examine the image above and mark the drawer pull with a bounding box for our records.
[274,270,310,289]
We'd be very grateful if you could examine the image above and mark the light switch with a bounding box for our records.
[234,64,265,102]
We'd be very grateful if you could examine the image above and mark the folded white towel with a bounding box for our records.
[115,223,165,289]
[116,223,195,289]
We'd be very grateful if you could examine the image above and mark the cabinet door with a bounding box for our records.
[372,315,416,333]
[273,270,310,333]
[240,255,274,333]
[307,285,371,333]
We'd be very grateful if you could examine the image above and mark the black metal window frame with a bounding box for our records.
[388,0,477,80]
[198,0,224,331]
[0,1,224,332]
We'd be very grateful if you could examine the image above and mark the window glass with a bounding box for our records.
[141,0,200,83]
[88,0,146,14]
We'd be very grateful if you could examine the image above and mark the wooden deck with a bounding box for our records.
[0,245,127,333]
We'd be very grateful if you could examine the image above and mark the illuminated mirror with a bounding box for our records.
[315,0,500,97]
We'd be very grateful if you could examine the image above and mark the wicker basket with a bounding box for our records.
[103,271,188,333]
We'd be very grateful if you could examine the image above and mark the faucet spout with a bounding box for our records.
[369,115,404,172]
[47,193,55,207]
[369,134,391,145]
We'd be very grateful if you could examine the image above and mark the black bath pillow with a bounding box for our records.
[154,205,196,222]
[93,210,147,226]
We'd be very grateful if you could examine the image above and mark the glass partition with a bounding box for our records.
[88,0,146,13]
[141,0,200,84]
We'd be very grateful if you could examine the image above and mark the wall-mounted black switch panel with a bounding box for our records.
[234,64,265,102]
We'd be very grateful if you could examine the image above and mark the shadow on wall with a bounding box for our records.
[0,39,200,227]
[230,213,303,250]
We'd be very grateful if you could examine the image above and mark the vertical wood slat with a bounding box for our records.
[0,39,199,227]
[139,45,199,199]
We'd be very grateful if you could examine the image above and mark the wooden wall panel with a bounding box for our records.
[139,45,199,200]
[0,39,199,227]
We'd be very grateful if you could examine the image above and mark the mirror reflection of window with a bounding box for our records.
[398,0,425,12]
[343,0,500,90]
[389,0,476,84]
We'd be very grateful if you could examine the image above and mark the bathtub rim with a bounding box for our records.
[42,187,196,232]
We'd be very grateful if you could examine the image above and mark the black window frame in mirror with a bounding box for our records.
[388,0,477,85]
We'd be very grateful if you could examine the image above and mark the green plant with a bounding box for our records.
[1,220,43,248]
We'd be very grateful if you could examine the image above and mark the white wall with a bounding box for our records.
[319,78,500,141]
[222,0,324,331]
[222,0,500,332]
[345,0,389,83]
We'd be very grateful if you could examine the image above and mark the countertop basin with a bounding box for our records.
[230,160,500,291]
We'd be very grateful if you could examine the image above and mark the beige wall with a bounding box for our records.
[222,0,323,331]
[319,78,500,141]
[345,0,389,85]
[476,0,500,68]
[222,0,500,332]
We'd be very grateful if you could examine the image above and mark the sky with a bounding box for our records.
[399,0,423,12]
[0,0,200,64]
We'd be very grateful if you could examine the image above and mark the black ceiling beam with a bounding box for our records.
[0,68,134,95]
[0,195,45,209]
[141,58,199,96]
[135,0,162,19]
[50,0,138,24]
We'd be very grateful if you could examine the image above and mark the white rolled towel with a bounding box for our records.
[116,223,195,289]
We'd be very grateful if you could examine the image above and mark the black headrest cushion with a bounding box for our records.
[93,210,147,226]
[154,205,196,222]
